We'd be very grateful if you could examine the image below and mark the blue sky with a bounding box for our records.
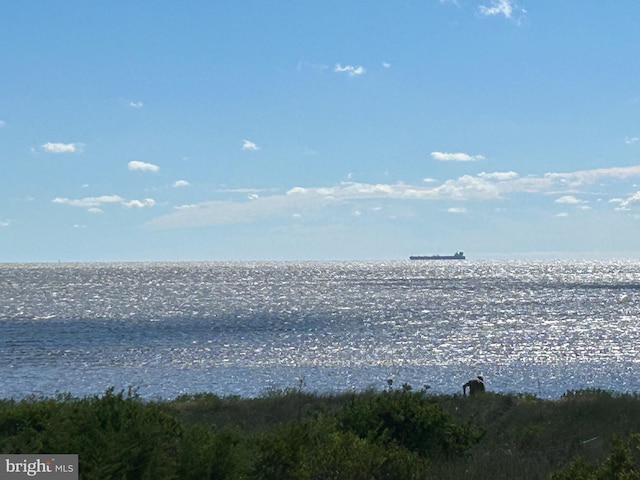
[2,1,640,261]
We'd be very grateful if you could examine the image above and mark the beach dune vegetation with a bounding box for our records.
[2,386,640,479]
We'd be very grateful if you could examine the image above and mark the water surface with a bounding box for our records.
[1,261,639,399]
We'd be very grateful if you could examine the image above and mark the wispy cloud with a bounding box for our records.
[431,151,485,162]
[478,171,518,180]
[148,194,309,229]
[555,195,585,205]
[41,142,83,154]
[128,160,160,172]
[614,191,640,210]
[173,180,190,188]
[122,198,156,208]
[242,139,259,151]
[334,64,366,76]
[129,101,144,108]
[0,120,6,128]
[146,164,640,230]
[478,0,516,18]
[479,0,527,23]
[53,194,156,211]
[440,0,525,22]
[382,62,391,69]
[545,165,640,187]
[447,207,467,214]
[0,220,10,227]
[53,195,124,208]
[625,136,639,145]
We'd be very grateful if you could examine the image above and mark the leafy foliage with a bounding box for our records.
[2,387,640,479]
[550,435,640,480]
[337,388,481,458]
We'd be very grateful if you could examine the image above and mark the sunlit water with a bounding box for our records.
[1,261,639,399]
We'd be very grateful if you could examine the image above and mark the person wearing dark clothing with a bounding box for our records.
[463,375,485,396]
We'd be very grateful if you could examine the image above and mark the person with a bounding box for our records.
[463,375,485,396]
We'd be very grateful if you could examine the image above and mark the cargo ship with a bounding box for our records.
[410,251,465,260]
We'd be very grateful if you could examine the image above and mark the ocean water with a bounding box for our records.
[1,261,639,400]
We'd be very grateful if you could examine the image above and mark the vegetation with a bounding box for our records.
[2,385,640,479]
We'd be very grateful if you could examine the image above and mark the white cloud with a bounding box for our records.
[41,142,82,153]
[53,195,124,208]
[0,220,10,227]
[478,171,518,180]
[0,120,6,128]
[545,165,640,187]
[173,180,190,188]
[146,164,640,230]
[218,187,268,195]
[431,151,485,162]
[617,191,640,210]
[128,160,160,172]
[148,195,312,229]
[478,0,516,18]
[447,207,467,214]
[555,212,569,218]
[242,139,259,151]
[429,175,502,200]
[382,62,391,69]
[53,194,155,211]
[149,178,505,230]
[555,195,584,204]
[625,137,639,144]
[334,64,366,76]
[123,198,156,208]
[129,101,144,108]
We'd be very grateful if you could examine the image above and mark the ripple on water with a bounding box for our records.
[1,260,640,398]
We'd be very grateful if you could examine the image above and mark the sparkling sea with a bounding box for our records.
[1,261,639,400]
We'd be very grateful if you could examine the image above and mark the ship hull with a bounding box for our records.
[410,252,465,260]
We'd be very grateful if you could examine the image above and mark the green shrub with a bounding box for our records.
[253,420,310,480]
[550,435,640,480]
[252,415,431,480]
[4,387,640,480]
[1,388,182,479]
[336,389,481,458]
[307,422,431,480]
[177,425,247,480]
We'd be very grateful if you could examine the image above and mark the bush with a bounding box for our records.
[0,388,183,479]
[4,387,640,480]
[336,389,481,458]
[177,425,247,480]
[252,415,431,480]
[550,435,640,480]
